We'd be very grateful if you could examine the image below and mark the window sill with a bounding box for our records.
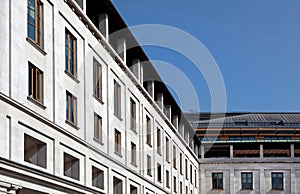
[65,70,80,83]
[27,96,46,110]
[93,138,104,145]
[147,173,152,177]
[26,38,47,56]
[157,151,162,156]
[147,143,153,148]
[65,120,79,130]
[114,151,123,158]
[93,95,104,104]
[241,189,253,190]
[114,113,123,121]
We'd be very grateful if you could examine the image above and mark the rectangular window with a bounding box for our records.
[190,165,193,184]
[173,145,177,169]
[94,113,102,142]
[92,166,104,189]
[114,80,121,118]
[157,163,162,182]
[64,153,80,180]
[114,129,121,155]
[130,185,137,194]
[212,172,223,190]
[185,159,188,179]
[65,30,77,77]
[146,116,151,146]
[185,186,188,194]
[28,62,43,103]
[130,98,136,131]
[27,0,43,47]
[131,142,136,165]
[166,170,170,188]
[66,91,77,125]
[272,172,283,190]
[241,172,253,190]
[180,182,183,194]
[147,155,152,176]
[180,153,183,174]
[157,128,161,154]
[93,58,102,100]
[174,176,177,192]
[24,134,46,168]
[113,177,123,194]
[195,169,197,187]
[166,137,170,162]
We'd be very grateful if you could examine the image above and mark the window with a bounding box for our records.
[114,80,121,117]
[114,129,121,155]
[157,128,161,154]
[272,172,283,190]
[174,176,177,192]
[173,145,177,169]
[195,169,197,187]
[212,173,223,190]
[131,142,136,165]
[190,165,193,184]
[166,170,170,188]
[130,185,137,194]
[64,153,79,180]
[241,172,253,190]
[92,166,104,189]
[94,113,102,142]
[24,134,46,168]
[146,116,151,146]
[93,58,102,100]
[65,30,77,77]
[130,98,136,131]
[166,137,170,162]
[113,177,123,194]
[66,91,77,125]
[27,0,43,47]
[180,182,183,194]
[185,159,188,179]
[185,186,188,194]
[157,163,162,182]
[28,63,43,103]
[147,155,152,176]
[180,153,183,174]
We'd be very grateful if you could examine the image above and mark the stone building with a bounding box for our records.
[187,112,300,194]
[0,0,200,193]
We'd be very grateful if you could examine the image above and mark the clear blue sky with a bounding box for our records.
[111,0,300,112]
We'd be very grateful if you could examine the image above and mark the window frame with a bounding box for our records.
[147,155,152,176]
[65,29,77,77]
[271,172,283,190]
[93,58,102,101]
[66,91,77,125]
[157,128,161,154]
[130,98,136,131]
[114,129,121,155]
[173,145,177,169]
[114,80,121,118]
[28,62,44,104]
[94,113,102,143]
[241,172,253,190]
[131,142,137,165]
[27,0,43,48]
[146,116,152,146]
[212,172,223,190]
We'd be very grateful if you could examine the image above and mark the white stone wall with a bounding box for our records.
[0,0,199,193]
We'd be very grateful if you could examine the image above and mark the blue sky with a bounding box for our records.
[111,0,300,112]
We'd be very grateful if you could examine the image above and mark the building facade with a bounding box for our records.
[187,113,300,194]
[0,0,200,194]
